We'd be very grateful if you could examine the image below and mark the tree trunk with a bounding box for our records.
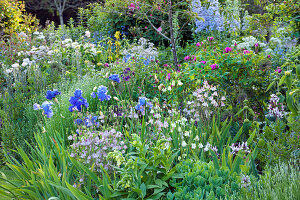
[58,10,64,27]
[168,0,178,70]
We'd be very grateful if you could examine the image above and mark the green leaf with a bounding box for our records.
[278,75,286,86]
[65,182,93,200]
[266,81,275,92]
[140,183,146,198]
[231,155,242,173]
[209,149,220,170]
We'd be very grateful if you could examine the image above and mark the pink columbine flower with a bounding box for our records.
[224,47,232,53]
[167,73,171,80]
[254,43,259,48]
[234,42,237,46]
[157,27,162,32]
[267,55,271,58]
[196,42,201,47]
[243,50,251,54]
[163,64,168,67]
[104,63,109,67]
[200,61,206,64]
[145,26,147,29]
[210,64,219,70]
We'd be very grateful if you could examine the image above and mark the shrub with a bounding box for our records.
[169,159,241,200]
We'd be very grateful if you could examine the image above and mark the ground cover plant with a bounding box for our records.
[0,0,299,199]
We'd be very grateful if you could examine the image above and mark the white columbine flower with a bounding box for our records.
[178,80,183,86]
[199,143,203,148]
[182,141,187,147]
[184,131,190,137]
[12,63,19,69]
[194,135,199,141]
[191,143,196,149]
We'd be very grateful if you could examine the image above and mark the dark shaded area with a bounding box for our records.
[25,7,78,27]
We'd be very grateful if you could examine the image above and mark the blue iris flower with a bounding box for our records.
[41,101,53,118]
[91,85,111,101]
[46,89,61,100]
[108,74,121,83]
[69,89,89,112]
[75,116,99,128]
[135,97,153,112]
[33,102,53,118]
[74,118,83,125]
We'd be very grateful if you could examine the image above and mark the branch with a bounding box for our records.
[175,19,191,41]
[144,14,171,41]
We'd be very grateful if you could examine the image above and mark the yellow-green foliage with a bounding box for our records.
[0,0,38,35]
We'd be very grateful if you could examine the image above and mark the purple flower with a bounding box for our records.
[275,68,282,73]
[243,50,251,54]
[210,64,219,70]
[224,47,232,53]
[108,74,121,83]
[208,36,214,41]
[167,73,171,80]
[184,56,190,61]
[104,63,109,67]
[46,89,61,100]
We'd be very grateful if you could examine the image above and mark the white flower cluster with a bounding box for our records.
[233,36,266,50]
[61,38,97,55]
[122,38,158,62]
[33,31,45,40]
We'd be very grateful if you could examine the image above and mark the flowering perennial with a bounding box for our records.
[69,89,89,112]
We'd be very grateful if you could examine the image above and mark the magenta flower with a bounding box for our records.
[167,73,171,80]
[104,63,109,67]
[224,47,232,53]
[196,42,201,47]
[184,56,190,61]
[163,64,168,67]
[267,55,271,58]
[157,27,162,32]
[210,64,219,70]
[254,43,259,48]
[129,3,136,11]
[243,50,251,54]
[275,68,282,73]
[207,36,214,41]
[200,61,207,64]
